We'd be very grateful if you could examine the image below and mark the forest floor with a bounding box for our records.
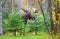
[0,32,56,39]
[0,35,50,39]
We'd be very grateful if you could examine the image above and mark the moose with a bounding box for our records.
[20,8,36,24]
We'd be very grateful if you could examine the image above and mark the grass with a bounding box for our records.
[0,32,53,39]
[0,35,49,39]
[0,32,59,39]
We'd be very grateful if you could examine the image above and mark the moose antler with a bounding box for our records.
[21,8,28,13]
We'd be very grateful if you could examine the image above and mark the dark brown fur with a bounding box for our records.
[21,8,35,24]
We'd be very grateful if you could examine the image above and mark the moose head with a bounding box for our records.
[21,8,35,24]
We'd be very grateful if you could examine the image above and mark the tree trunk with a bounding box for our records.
[54,1,59,34]
[26,0,29,10]
[38,0,50,34]
[15,0,23,10]
[0,0,3,35]
[48,0,54,33]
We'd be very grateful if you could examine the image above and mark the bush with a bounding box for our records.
[3,12,25,35]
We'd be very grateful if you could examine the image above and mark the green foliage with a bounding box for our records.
[3,11,25,32]
[2,11,51,35]
[26,12,50,33]
[2,19,9,32]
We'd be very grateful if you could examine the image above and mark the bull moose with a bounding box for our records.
[20,8,35,24]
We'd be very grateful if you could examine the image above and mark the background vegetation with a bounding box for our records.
[0,0,60,39]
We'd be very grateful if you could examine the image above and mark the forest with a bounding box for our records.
[0,0,60,39]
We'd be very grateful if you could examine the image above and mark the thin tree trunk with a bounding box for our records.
[38,0,50,34]
[15,0,23,10]
[26,0,29,10]
[48,0,54,33]
[0,0,3,35]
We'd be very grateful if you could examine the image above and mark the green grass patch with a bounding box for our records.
[0,32,53,39]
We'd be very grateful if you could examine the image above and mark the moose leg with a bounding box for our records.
[24,19,28,24]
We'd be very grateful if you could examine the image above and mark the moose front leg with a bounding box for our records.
[24,19,28,24]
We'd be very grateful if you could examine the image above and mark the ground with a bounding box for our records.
[0,32,59,39]
[0,32,52,39]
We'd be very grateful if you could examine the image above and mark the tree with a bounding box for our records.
[0,0,3,35]
[48,0,53,33]
[2,0,13,20]
[38,0,50,34]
